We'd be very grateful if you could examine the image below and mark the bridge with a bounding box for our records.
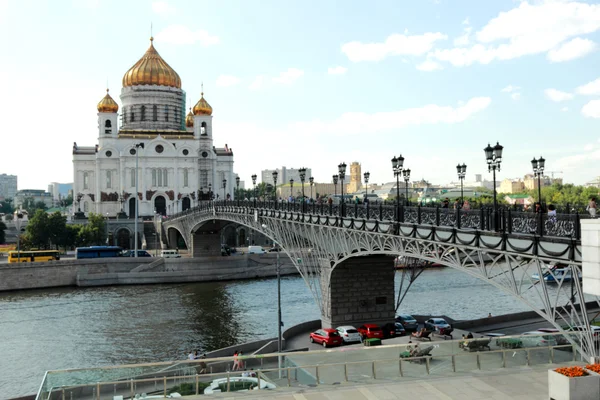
[163,200,600,362]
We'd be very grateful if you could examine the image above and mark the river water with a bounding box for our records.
[0,268,547,398]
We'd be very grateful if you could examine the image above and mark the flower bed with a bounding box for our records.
[586,364,600,374]
[555,366,589,377]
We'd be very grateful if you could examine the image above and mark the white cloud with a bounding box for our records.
[248,75,265,91]
[152,1,176,15]
[272,68,304,85]
[454,17,472,46]
[544,88,574,102]
[582,99,600,118]
[547,37,596,62]
[501,85,520,93]
[430,1,600,67]
[215,75,241,87]
[155,25,219,46]
[341,32,447,62]
[576,78,600,95]
[328,66,348,75]
[511,92,521,100]
[416,60,443,71]
[561,106,569,112]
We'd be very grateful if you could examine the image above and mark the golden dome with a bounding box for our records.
[97,89,119,113]
[185,108,194,127]
[122,38,181,88]
[193,92,213,116]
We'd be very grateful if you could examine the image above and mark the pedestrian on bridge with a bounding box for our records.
[588,197,597,218]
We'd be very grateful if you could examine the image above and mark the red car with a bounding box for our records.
[309,328,343,347]
[357,324,384,339]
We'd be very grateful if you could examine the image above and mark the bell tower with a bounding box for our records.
[97,89,119,137]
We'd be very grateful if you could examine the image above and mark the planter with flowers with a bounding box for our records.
[548,366,600,400]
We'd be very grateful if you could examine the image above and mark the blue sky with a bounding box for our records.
[1,0,599,190]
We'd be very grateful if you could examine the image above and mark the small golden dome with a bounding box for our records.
[97,89,119,113]
[193,92,213,116]
[122,37,181,89]
[185,108,194,127]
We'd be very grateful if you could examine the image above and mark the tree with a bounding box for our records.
[47,212,67,250]
[25,209,50,249]
[64,224,81,249]
[87,213,107,245]
[22,197,47,215]
[0,221,6,244]
[0,198,13,214]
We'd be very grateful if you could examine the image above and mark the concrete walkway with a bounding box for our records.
[182,366,553,399]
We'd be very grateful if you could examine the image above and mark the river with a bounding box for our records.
[0,268,549,398]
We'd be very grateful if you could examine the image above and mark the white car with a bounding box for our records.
[520,331,558,347]
[336,326,362,343]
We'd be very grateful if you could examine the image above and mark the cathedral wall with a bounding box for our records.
[120,85,185,131]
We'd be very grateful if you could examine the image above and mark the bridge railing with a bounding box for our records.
[166,200,588,240]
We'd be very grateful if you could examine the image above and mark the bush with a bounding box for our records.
[168,382,209,395]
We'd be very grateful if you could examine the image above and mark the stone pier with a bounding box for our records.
[321,255,395,328]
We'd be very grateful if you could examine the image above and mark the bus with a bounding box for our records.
[76,246,123,259]
[8,250,60,263]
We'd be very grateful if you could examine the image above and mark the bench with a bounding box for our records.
[462,338,491,352]
[411,330,432,341]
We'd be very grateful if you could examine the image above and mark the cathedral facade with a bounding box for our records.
[73,38,236,218]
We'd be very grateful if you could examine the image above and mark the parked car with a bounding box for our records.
[268,246,281,252]
[395,314,418,331]
[336,326,362,343]
[160,249,181,258]
[309,329,343,347]
[248,245,266,254]
[520,331,558,347]
[121,250,152,257]
[566,325,600,342]
[357,324,383,339]
[424,318,451,332]
[382,322,405,338]
[537,328,569,345]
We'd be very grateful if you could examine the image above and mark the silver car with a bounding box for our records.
[520,331,558,347]
[336,326,362,343]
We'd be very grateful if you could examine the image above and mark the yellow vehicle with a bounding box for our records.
[8,250,60,263]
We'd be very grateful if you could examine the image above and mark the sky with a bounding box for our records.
[0,0,599,190]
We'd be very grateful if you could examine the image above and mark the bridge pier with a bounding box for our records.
[321,255,395,329]
[190,221,224,257]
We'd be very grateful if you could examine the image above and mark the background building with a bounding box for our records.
[499,178,525,194]
[261,166,313,186]
[48,182,73,201]
[0,174,17,200]
[14,189,53,209]
[72,38,237,217]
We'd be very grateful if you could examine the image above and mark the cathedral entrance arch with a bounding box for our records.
[116,228,131,249]
[128,198,136,218]
[154,195,166,216]
[182,197,191,211]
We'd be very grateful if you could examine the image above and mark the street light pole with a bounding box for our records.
[403,169,411,206]
[456,163,467,206]
[484,142,504,231]
[251,174,257,206]
[105,213,110,245]
[333,175,338,199]
[222,179,227,202]
[338,162,347,217]
[235,176,240,206]
[134,142,144,258]
[531,156,545,205]
[309,177,314,204]
[299,167,306,213]
[208,183,212,201]
[289,179,294,203]
[14,210,23,263]
[272,171,278,209]
[391,155,405,221]
[363,171,370,203]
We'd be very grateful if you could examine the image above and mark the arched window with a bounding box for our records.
[157,169,162,187]
[83,201,89,212]
[152,105,158,121]
[130,108,135,122]
[152,169,156,187]
[141,105,146,121]
[124,108,127,124]
[165,105,169,121]
[83,172,89,190]
[104,119,112,134]
[201,121,207,135]
[163,169,168,186]
[106,170,112,189]
[183,169,189,187]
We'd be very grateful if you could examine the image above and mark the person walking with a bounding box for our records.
[588,197,597,218]
[232,350,239,371]
[463,200,471,211]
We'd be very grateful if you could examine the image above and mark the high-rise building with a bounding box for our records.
[72,38,237,217]
[0,174,17,200]
[48,182,73,201]
[347,161,362,193]
[261,167,313,186]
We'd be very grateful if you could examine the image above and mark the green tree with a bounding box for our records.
[0,198,13,214]
[34,201,48,211]
[0,221,6,244]
[22,197,47,215]
[25,209,50,249]
[64,224,81,249]
[87,213,107,245]
[47,212,67,250]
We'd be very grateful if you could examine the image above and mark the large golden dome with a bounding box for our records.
[193,92,213,116]
[97,89,119,113]
[185,108,194,127]
[122,38,181,88]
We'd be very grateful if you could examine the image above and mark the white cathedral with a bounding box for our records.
[73,38,236,218]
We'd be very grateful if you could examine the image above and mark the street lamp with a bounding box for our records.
[222,179,227,202]
[260,223,283,377]
[333,175,338,198]
[272,171,278,208]
[105,212,110,245]
[391,155,405,221]
[298,167,306,213]
[134,142,144,258]
[531,156,545,205]
[235,176,240,206]
[456,163,467,206]
[338,162,347,216]
[289,179,294,202]
[484,142,503,231]
[14,210,23,262]
[251,174,257,206]
[208,183,212,200]
[309,177,314,205]
[403,169,411,206]
[363,171,370,203]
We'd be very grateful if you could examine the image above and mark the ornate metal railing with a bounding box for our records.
[169,200,588,240]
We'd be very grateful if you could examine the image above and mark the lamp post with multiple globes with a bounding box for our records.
[484,142,504,231]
